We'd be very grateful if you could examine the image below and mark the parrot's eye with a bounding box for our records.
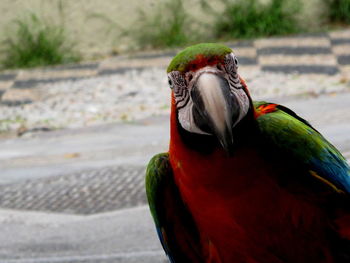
[168,78,173,89]
[234,57,239,66]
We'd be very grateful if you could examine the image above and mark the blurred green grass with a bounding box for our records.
[127,0,304,49]
[327,0,350,25]
[89,0,206,50]
[201,0,302,39]
[1,12,80,69]
[131,0,193,48]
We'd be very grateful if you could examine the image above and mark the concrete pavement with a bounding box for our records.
[0,116,169,184]
[0,206,166,263]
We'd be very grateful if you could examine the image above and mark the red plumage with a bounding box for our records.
[168,90,349,263]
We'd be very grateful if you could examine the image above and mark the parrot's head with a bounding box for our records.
[167,43,252,152]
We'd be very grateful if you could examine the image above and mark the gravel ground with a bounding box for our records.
[0,67,349,133]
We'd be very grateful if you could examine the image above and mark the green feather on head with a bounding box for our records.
[167,43,232,73]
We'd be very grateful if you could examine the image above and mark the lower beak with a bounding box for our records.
[191,73,240,152]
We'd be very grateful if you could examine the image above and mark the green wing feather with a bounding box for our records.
[145,153,203,262]
[254,101,350,194]
[146,153,170,227]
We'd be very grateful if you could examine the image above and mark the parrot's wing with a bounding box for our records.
[254,101,350,257]
[145,153,203,262]
[254,101,350,195]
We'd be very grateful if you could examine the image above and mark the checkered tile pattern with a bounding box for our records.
[0,29,349,106]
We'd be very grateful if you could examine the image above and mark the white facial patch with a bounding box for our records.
[178,100,210,135]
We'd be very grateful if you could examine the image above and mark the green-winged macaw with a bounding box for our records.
[145,43,350,263]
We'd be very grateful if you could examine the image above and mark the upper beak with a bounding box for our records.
[191,72,240,152]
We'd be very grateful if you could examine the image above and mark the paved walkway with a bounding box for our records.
[0,116,169,215]
[0,29,349,106]
[0,206,167,263]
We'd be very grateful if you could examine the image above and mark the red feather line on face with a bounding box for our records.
[186,54,223,72]
[254,103,278,119]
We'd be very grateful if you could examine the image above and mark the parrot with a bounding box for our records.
[145,43,350,263]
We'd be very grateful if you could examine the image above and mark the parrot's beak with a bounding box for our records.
[191,72,240,152]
